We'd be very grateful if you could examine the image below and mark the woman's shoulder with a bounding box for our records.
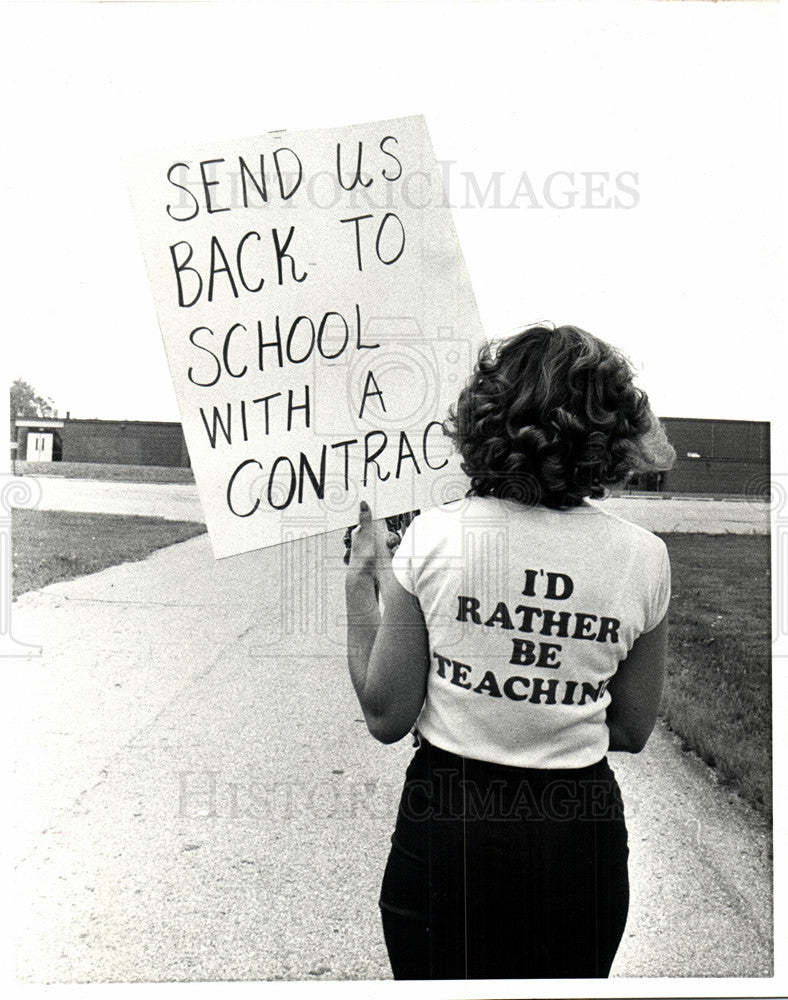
[411,494,504,529]
[398,496,492,557]
[412,495,666,557]
[585,500,666,538]
[582,500,669,566]
[403,499,465,541]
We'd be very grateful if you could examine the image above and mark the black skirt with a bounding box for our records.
[379,737,630,979]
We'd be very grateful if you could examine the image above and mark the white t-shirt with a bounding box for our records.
[391,495,670,768]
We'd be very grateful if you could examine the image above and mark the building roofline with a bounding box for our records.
[14,418,65,429]
[58,418,182,427]
[660,416,769,426]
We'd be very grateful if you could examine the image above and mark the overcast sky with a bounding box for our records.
[2,0,782,425]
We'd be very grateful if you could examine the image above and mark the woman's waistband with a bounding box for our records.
[396,736,623,826]
[410,734,614,784]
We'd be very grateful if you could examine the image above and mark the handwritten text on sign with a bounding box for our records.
[125,116,484,558]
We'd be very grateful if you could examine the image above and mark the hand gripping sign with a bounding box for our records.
[125,116,485,558]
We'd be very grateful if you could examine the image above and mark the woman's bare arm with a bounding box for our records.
[345,502,430,744]
[605,615,668,753]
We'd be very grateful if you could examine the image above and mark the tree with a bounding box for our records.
[10,378,56,429]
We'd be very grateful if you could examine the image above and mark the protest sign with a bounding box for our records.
[125,115,485,558]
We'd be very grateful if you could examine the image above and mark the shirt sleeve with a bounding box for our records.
[644,542,671,633]
[391,519,417,595]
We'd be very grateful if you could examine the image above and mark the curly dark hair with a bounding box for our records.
[444,324,675,509]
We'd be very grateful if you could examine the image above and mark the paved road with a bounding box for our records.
[26,476,205,523]
[9,532,772,983]
[19,475,770,533]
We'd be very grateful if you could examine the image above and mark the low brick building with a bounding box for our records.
[12,414,768,496]
[641,417,769,496]
[14,418,190,468]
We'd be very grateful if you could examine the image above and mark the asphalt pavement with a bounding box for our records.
[9,529,773,984]
[24,475,770,533]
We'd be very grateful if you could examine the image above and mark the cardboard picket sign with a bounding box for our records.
[125,115,485,558]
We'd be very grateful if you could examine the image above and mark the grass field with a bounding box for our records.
[11,509,206,598]
[658,533,771,817]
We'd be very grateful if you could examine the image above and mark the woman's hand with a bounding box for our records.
[346,501,400,580]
